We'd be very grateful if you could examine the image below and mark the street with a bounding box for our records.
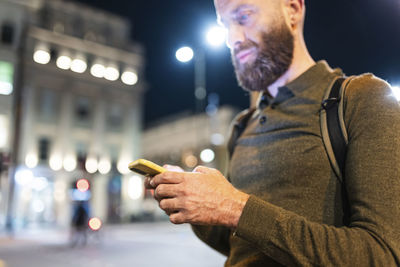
[0,221,226,267]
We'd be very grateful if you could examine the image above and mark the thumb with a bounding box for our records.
[192,165,212,174]
[163,164,184,172]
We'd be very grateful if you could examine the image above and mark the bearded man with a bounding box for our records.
[145,0,400,265]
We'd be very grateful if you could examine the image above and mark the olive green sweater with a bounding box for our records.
[192,61,400,266]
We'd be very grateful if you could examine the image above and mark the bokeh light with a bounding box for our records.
[76,178,90,192]
[176,46,194,63]
[200,149,215,163]
[206,26,227,47]
[33,49,51,64]
[88,217,102,231]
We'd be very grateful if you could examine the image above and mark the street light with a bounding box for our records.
[176,47,194,63]
[105,65,120,81]
[121,69,138,85]
[175,25,226,114]
[90,62,106,78]
[206,26,227,47]
[71,55,87,73]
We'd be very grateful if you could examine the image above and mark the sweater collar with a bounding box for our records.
[257,60,342,109]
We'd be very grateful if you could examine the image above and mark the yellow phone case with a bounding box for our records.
[128,159,166,176]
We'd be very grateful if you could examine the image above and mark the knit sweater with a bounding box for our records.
[192,61,400,266]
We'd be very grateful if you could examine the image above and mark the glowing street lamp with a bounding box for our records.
[121,70,138,85]
[71,57,87,73]
[206,26,227,47]
[175,25,226,114]
[90,63,106,78]
[176,47,194,63]
[85,157,98,174]
[56,54,72,70]
[33,49,51,65]
[105,65,120,81]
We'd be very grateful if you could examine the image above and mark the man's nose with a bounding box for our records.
[227,26,246,49]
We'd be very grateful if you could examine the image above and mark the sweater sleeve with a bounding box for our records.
[191,225,231,256]
[234,74,400,266]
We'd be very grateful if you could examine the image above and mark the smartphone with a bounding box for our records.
[128,159,166,176]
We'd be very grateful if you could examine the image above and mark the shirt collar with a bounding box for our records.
[256,60,342,110]
[285,60,342,96]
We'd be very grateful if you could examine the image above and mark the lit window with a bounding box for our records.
[0,61,14,95]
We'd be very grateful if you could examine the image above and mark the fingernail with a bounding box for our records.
[150,179,155,187]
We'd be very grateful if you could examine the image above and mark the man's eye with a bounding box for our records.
[238,12,251,24]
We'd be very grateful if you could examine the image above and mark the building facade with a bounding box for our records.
[142,106,237,176]
[0,0,146,229]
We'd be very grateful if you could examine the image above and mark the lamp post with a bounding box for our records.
[175,25,226,114]
[175,25,226,167]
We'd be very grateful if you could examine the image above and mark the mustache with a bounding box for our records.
[234,41,258,57]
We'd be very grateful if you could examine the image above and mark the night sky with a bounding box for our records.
[75,0,400,128]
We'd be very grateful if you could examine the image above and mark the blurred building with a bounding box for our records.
[141,106,238,220]
[143,106,237,175]
[0,0,146,229]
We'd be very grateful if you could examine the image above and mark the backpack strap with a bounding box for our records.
[320,76,354,182]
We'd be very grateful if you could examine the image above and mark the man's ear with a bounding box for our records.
[284,0,305,28]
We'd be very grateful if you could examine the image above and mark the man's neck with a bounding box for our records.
[267,47,315,98]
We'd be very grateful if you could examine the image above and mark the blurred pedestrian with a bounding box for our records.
[70,200,89,247]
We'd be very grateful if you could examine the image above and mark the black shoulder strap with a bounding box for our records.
[320,77,351,182]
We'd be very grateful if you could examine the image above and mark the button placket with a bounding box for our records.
[259,115,267,125]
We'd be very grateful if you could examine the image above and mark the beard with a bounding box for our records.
[231,22,294,92]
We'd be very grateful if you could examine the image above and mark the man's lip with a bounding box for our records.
[236,48,256,62]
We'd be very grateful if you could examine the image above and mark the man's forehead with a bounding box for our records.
[214,0,230,10]
[214,0,241,11]
[215,0,280,11]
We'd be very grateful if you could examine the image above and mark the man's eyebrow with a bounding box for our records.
[231,4,254,15]
[217,4,254,26]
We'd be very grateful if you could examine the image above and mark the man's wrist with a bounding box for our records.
[223,190,250,229]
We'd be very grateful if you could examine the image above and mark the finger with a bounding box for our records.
[165,209,177,216]
[169,212,186,225]
[193,165,221,176]
[192,165,212,174]
[159,198,180,212]
[151,171,184,187]
[163,164,184,172]
[144,176,154,189]
[154,184,179,201]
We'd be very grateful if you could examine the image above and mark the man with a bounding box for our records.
[145,0,400,265]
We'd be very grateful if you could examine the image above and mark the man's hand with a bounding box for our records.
[145,165,249,228]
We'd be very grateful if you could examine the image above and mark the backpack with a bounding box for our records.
[227,75,355,183]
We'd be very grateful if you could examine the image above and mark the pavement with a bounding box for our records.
[0,221,226,267]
